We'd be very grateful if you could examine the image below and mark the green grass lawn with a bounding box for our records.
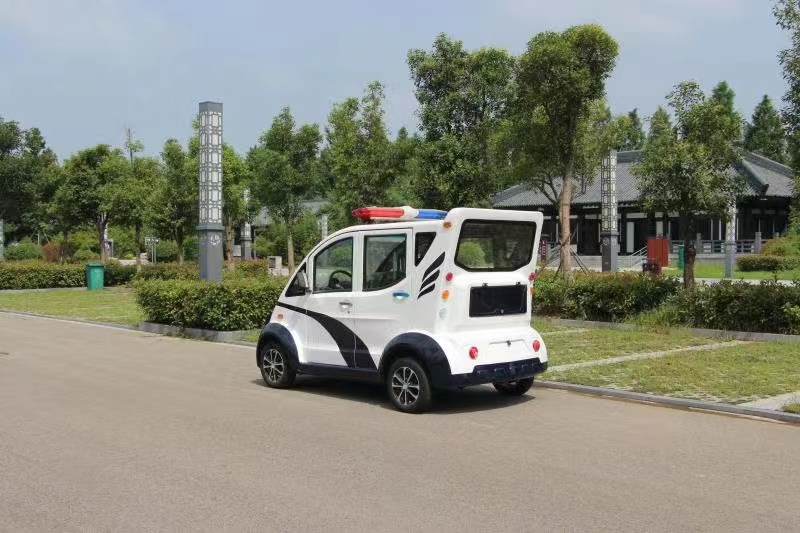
[546,341,800,404]
[663,262,800,280]
[0,288,143,326]
[542,327,717,365]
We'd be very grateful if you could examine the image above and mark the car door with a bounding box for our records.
[350,228,412,369]
[305,235,357,367]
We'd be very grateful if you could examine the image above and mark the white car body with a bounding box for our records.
[257,207,548,407]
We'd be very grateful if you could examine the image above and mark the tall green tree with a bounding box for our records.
[634,82,743,288]
[150,139,197,264]
[516,24,619,277]
[59,145,128,262]
[744,95,786,163]
[613,108,646,151]
[407,35,516,209]
[321,81,397,222]
[105,155,160,270]
[249,107,321,273]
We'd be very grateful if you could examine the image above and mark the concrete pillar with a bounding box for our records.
[600,150,619,272]
[725,203,737,278]
[198,102,224,281]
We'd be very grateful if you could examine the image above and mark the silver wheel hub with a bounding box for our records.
[263,348,284,383]
[391,366,420,406]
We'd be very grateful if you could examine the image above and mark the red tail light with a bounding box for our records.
[469,346,479,359]
[532,340,541,352]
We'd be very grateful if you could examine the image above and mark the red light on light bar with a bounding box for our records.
[352,207,405,220]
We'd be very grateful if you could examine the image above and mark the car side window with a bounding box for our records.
[313,237,353,293]
[415,232,436,266]
[364,234,407,291]
[285,264,308,297]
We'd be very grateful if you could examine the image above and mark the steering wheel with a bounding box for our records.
[328,269,352,290]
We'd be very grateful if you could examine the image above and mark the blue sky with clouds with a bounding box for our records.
[0,0,790,160]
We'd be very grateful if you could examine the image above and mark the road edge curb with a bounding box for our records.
[536,380,800,424]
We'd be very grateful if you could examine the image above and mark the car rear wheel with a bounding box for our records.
[493,377,534,396]
[260,342,296,389]
[387,357,432,413]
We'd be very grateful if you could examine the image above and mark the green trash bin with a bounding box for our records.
[85,263,105,290]
[677,245,685,270]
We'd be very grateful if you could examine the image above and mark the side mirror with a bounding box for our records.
[298,271,310,293]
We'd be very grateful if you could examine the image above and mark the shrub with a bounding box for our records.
[73,247,98,262]
[0,261,136,290]
[135,263,199,281]
[737,255,800,272]
[134,277,288,330]
[761,236,800,257]
[5,239,43,261]
[668,281,800,334]
[534,272,680,322]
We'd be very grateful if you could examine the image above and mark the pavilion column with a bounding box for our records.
[198,101,224,282]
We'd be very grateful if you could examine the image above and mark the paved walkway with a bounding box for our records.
[1,312,799,531]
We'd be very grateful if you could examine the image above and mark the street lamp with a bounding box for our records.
[198,101,224,281]
[600,149,619,272]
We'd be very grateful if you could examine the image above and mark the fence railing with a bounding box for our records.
[669,239,767,255]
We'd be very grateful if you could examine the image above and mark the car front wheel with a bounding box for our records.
[260,342,296,389]
[387,357,432,413]
[493,377,534,396]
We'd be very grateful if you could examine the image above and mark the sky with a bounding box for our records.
[0,0,791,160]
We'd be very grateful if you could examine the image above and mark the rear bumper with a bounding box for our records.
[442,358,548,388]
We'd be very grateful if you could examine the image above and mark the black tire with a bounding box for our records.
[387,357,433,413]
[493,377,534,396]
[260,342,296,389]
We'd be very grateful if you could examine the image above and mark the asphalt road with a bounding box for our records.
[1,312,799,532]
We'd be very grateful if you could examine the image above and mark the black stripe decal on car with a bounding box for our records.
[275,301,377,370]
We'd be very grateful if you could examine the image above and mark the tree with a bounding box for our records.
[634,82,743,288]
[321,82,397,222]
[613,108,646,151]
[407,35,516,209]
[744,95,786,163]
[150,139,197,264]
[105,156,160,271]
[249,107,321,274]
[60,145,128,262]
[516,24,619,277]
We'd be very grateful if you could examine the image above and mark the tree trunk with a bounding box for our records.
[176,229,184,265]
[97,219,108,263]
[286,224,296,275]
[224,215,235,272]
[681,213,696,289]
[134,221,142,272]
[559,163,575,280]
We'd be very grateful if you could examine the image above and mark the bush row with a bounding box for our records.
[534,273,680,322]
[134,277,287,330]
[737,255,800,272]
[0,261,137,290]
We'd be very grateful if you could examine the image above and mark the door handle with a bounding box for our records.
[392,291,409,301]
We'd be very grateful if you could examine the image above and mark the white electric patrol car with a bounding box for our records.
[256,206,548,413]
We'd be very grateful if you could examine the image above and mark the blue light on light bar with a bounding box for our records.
[415,209,448,220]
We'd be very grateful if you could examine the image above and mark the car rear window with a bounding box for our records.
[455,220,536,272]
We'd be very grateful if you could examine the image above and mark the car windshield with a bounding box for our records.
[455,220,536,271]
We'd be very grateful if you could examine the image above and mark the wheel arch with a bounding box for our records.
[379,332,452,389]
[256,323,299,368]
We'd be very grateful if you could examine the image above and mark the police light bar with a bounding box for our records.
[352,206,448,222]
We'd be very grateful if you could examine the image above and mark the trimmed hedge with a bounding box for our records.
[534,273,680,322]
[134,277,287,330]
[667,281,800,334]
[737,255,800,272]
[0,261,136,290]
